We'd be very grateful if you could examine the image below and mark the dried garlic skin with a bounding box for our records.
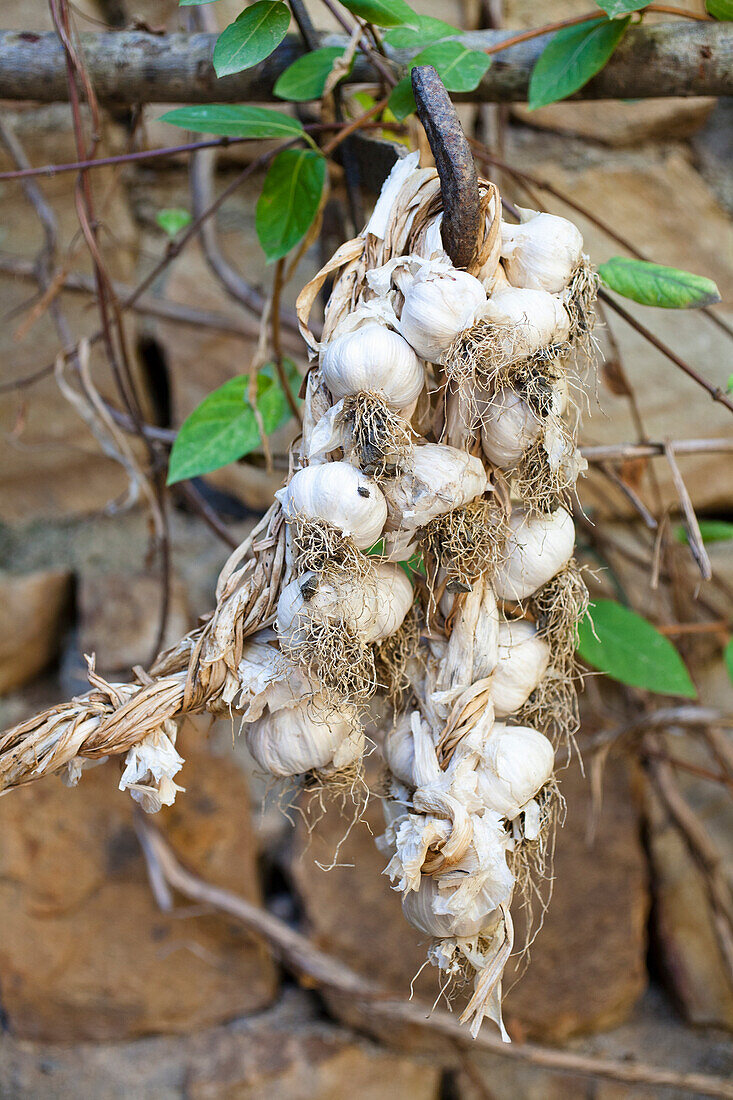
[382,444,489,533]
[245,697,361,778]
[494,507,575,601]
[501,209,584,294]
[492,619,550,717]
[321,321,425,410]
[276,462,387,549]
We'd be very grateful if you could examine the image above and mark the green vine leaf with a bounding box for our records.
[167,361,300,485]
[598,257,722,309]
[724,638,733,686]
[675,519,733,545]
[155,208,191,237]
[213,1,290,78]
[596,0,650,15]
[577,599,697,698]
[528,16,631,110]
[389,40,491,120]
[339,0,419,28]
[256,148,326,262]
[274,46,350,101]
[160,104,304,139]
[385,14,460,49]
[706,0,733,18]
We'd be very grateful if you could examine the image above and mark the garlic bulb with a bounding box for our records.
[483,284,570,360]
[480,388,542,468]
[383,444,488,534]
[399,262,487,363]
[277,562,412,646]
[245,697,362,777]
[476,724,554,821]
[321,322,425,410]
[494,507,575,601]
[276,462,387,549]
[383,711,418,787]
[402,873,489,939]
[501,209,584,294]
[492,619,550,717]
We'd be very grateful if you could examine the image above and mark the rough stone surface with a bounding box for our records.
[645,729,733,1030]
[0,570,72,695]
[512,97,716,148]
[289,754,648,1045]
[0,989,441,1100]
[503,756,649,1041]
[0,740,277,1041]
[78,570,192,673]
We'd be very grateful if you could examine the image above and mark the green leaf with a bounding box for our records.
[706,0,733,18]
[596,0,650,14]
[727,374,733,395]
[167,361,300,485]
[213,1,290,78]
[724,638,733,685]
[339,0,418,28]
[598,257,721,309]
[577,599,697,698]
[160,104,304,139]
[385,14,460,48]
[388,40,491,120]
[675,519,733,545]
[255,148,326,262]
[274,46,349,101]
[155,208,191,237]
[528,16,631,110]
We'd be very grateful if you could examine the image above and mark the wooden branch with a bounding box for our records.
[0,23,730,105]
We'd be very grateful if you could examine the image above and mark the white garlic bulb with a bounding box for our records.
[501,209,584,294]
[476,723,554,821]
[276,462,387,549]
[492,619,550,717]
[245,697,362,777]
[399,262,487,363]
[494,507,575,601]
[383,444,488,534]
[480,388,543,468]
[277,562,412,646]
[483,284,571,360]
[321,322,425,410]
[383,711,417,788]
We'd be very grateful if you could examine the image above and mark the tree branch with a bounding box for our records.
[0,23,729,105]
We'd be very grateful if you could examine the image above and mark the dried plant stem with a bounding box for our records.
[135,819,733,1100]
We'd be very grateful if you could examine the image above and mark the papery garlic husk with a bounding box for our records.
[321,321,425,410]
[382,444,489,536]
[382,710,419,788]
[483,282,571,362]
[492,619,550,717]
[229,639,315,719]
[437,576,500,696]
[245,696,363,778]
[494,507,575,601]
[276,462,387,549]
[119,721,185,814]
[277,562,413,647]
[475,723,554,821]
[401,812,514,937]
[501,209,584,294]
[399,261,487,363]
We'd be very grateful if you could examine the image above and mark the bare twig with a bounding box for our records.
[135,819,733,1099]
[581,439,733,461]
[663,442,713,581]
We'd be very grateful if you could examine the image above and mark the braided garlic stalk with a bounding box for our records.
[0,153,596,1038]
